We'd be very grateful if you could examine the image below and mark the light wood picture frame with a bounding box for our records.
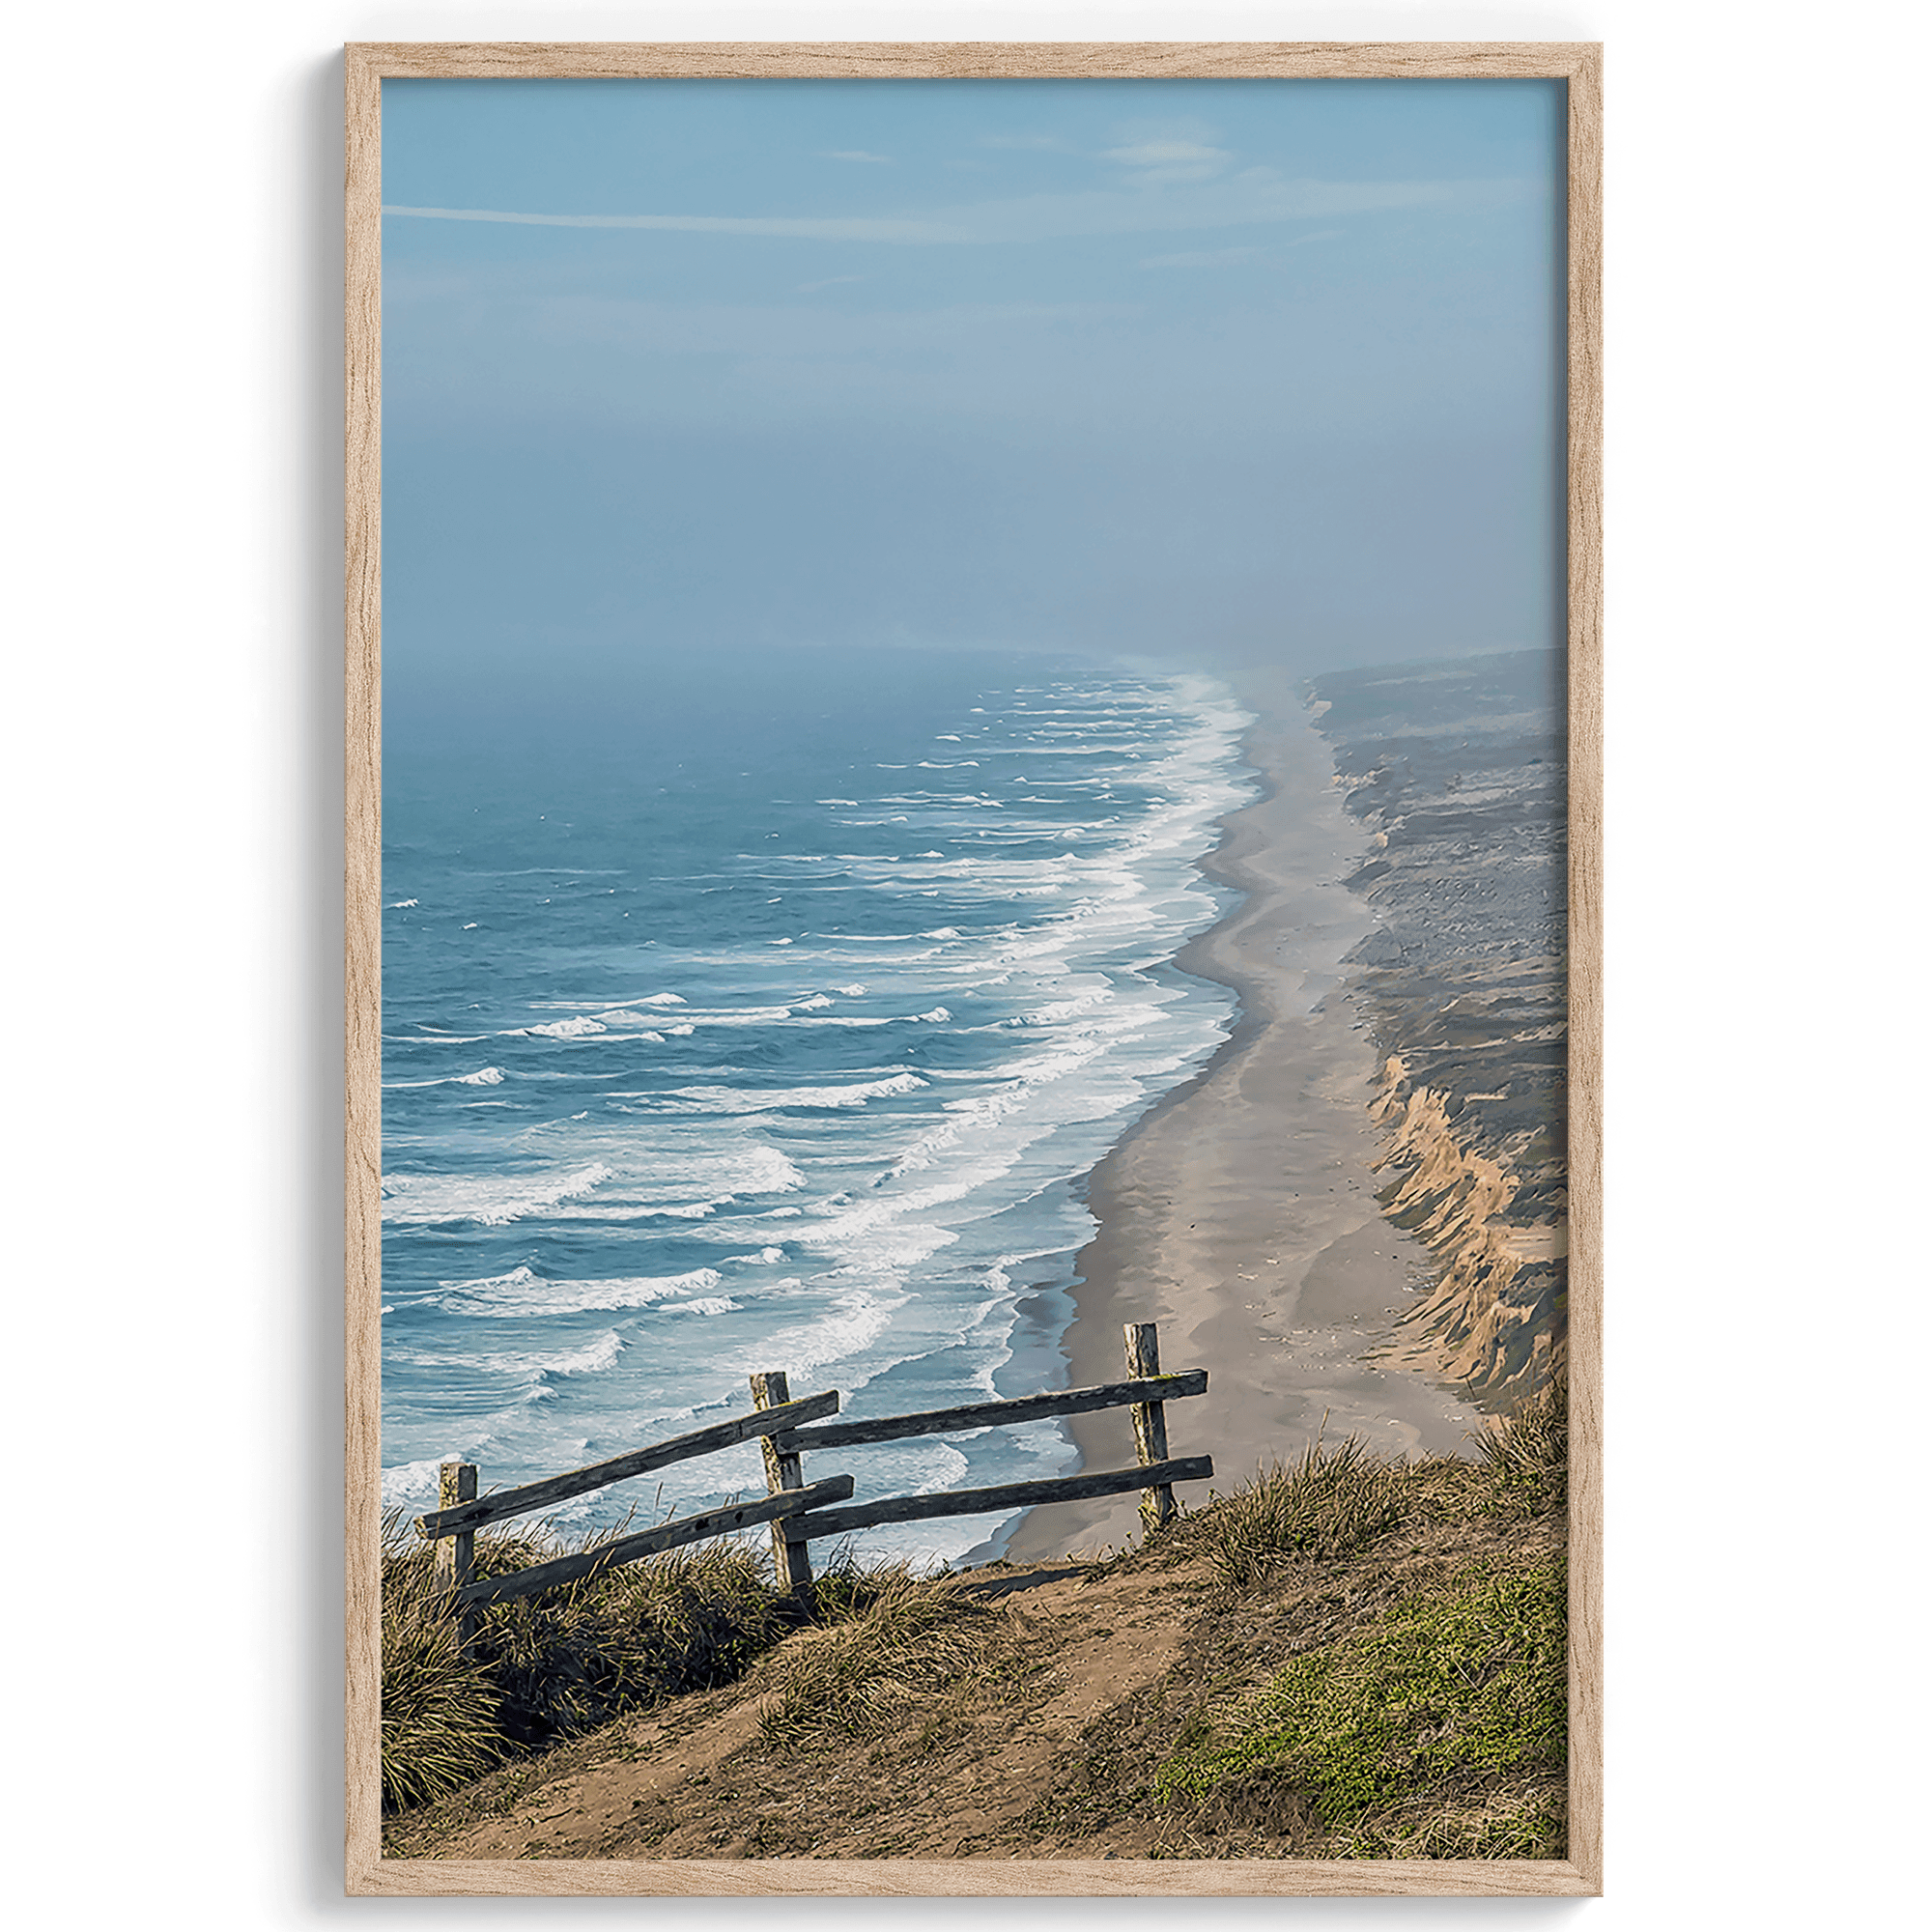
[346,39,1602,1898]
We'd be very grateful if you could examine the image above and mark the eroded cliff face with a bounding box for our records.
[1370,1057,1567,1406]
[1307,650,1569,1410]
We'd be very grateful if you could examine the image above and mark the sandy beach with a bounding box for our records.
[1002,665,1489,1561]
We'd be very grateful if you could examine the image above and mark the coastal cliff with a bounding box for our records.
[1308,651,1569,1409]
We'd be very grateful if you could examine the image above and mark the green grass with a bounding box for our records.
[1154,1558,1568,1831]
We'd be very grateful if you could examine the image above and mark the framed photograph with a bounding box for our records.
[346,41,1601,1898]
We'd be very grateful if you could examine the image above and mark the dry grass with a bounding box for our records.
[1473,1373,1569,1517]
[1195,1435,1411,1588]
[380,1536,505,1813]
[380,1513,784,1811]
[382,1378,1575,1853]
[755,1570,1031,1754]
[1028,1377,1572,1861]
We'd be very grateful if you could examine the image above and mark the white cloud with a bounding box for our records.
[1140,231,1342,270]
[1103,139,1236,186]
[383,177,1497,250]
[383,205,970,243]
[1104,140,1231,167]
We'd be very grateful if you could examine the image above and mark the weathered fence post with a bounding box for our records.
[1124,1324,1177,1535]
[750,1371,815,1602]
[435,1460,479,1645]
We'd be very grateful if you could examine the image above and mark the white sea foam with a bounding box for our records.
[381,1455,455,1511]
[382,1064,508,1091]
[660,1073,927,1114]
[437,1264,725,1317]
[521,1016,608,1038]
[391,1330,625,1386]
[382,1161,614,1226]
[723,1292,905,1382]
[414,1136,810,1225]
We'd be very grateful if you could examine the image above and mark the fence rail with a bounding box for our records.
[416,1391,838,1540]
[789,1456,1214,1543]
[415,1321,1209,1627]
[785,1371,1207,1453]
[449,1476,856,1610]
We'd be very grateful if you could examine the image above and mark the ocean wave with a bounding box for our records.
[721,1291,905,1382]
[381,1161,614,1227]
[439,1264,725,1317]
[381,1455,458,1511]
[659,1073,927,1114]
[520,1016,608,1038]
[382,1065,506,1091]
[431,1137,810,1224]
[392,1329,625,1385]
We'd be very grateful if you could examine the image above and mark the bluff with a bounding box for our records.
[1307,650,1569,1407]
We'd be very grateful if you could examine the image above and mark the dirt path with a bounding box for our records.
[399,1556,1206,1862]
[381,1440,1569,1870]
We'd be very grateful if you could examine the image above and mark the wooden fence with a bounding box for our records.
[416,1321,1209,1622]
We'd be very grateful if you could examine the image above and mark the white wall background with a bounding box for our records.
[5,2,1922,1923]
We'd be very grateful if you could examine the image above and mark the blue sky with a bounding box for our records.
[383,78,1564,696]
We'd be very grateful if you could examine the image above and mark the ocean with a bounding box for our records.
[380,646,1254,1564]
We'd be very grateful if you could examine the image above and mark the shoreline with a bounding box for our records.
[1000,663,1488,1562]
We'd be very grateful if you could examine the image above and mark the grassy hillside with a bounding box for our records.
[382,1378,1569,1861]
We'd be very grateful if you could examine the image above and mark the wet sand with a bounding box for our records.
[1002,665,1487,1561]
